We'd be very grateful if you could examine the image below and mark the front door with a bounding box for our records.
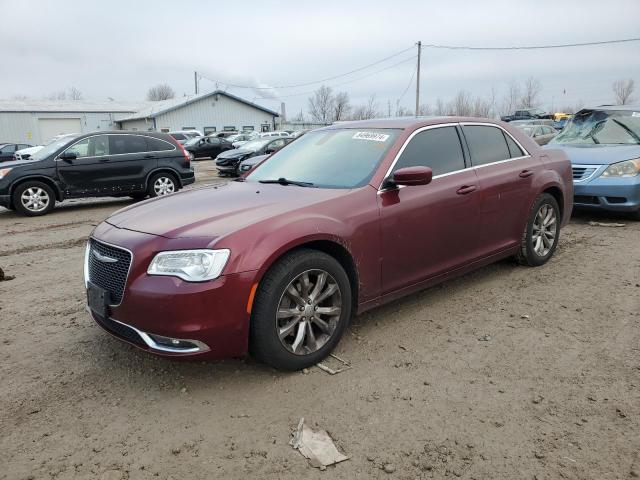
[379,125,483,294]
[56,135,112,195]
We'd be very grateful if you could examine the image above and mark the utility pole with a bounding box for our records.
[194,71,199,95]
[415,41,421,117]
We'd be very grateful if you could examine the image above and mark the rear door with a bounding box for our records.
[461,123,542,255]
[379,125,482,294]
[107,134,156,192]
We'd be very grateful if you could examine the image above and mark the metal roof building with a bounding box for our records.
[0,100,143,145]
[116,90,280,136]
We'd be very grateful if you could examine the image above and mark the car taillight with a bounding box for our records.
[176,142,191,167]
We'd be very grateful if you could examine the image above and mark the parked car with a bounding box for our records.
[517,124,557,145]
[238,154,269,173]
[0,131,194,216]
[215,137,293,176]
[546,105,640,219]
[510,119,555,127]
[501,108,551,122]
[169,131,203,144]
[258,131,290,138]
[14,133,78,161]
[1,142,33,162]
[85,117,572,370]
[227,132,258,148]
[184,135,233,159]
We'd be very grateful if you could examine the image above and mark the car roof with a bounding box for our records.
[585,104,640,112]
[321,116,502,131]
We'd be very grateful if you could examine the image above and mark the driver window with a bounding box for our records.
[64,136,109,158]
[393,126,465,176]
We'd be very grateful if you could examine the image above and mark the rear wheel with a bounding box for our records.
[12,181,55,216]
[147,172,177,198]
[249,249,352,371]
[516,193,560,266]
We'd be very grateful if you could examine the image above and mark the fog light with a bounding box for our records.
[148,333,199,350]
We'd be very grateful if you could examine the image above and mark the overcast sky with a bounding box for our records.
[1,0,639,116]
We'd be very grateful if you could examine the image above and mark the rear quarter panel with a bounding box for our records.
[537,148,573,226]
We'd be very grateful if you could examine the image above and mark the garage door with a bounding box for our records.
[38,118,82,143]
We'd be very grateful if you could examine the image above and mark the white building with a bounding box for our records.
[116,91,279,135]
[0,100,142,145]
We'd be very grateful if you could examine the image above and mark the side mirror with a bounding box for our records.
[392,166,433,186]
[264,148,275,154]
[59,151,77,162]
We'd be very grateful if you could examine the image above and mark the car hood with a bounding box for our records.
[105,181,350,239]
[543,144,640,165]
[16,145,43,155]
[0,157,43,168]
[241,154,269,167]
[217,148,255,159]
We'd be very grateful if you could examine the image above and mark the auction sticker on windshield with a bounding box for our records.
[352,131,390,142]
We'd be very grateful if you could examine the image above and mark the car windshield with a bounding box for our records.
[29,136,79,161]
[551,109,640,145]
[246,128,402,189]
[520,126,535,137]
[240,139,271,152]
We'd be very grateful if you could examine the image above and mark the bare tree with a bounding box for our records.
[417,104,431,116]
[68,86,83,100]
[472,96,492,117]
[308,85,334,123]
[350,94,380,120]
[146,83,176,101]
[47,90,67,101]
[520,76,542,108]
[11,94,29,100]
[450,90,473,116]
[434,98,446,116]
[501,80,521,116]
[612,78,635,105]
[333,91,351,121]
[396,106,413,117]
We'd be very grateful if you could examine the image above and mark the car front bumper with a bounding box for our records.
[0,194,10,209]
[573,167,640,213]
[87,223,258,359]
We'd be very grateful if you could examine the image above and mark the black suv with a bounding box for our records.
[0,131,194,216]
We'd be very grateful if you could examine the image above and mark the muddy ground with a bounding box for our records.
[1,162,639,480]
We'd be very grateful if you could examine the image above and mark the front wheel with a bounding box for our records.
[249,249,352,370]
[147,172,178,198]
[516,193,561,267]
[12,181,56,216]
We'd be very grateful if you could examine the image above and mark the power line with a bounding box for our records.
[199,45,415,90]
[422,37,640,50]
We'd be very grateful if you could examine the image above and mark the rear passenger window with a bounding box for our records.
[110,135,148,154]
[503,132,525,158]
[146,137,175,151]
[393,126,465,176]
[463,126,510,166]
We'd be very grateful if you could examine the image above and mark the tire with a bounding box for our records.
[147,172,178,198]
[249,249,352,371]
[12,181,56,216]
[516,193,561,267]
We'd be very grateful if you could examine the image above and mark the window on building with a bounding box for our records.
[182,127,196,131]
[160,128,170,133]
[242,126,254,132]
[204,127,217,135]
[223,126,236,132]
[393,126,466,176]
[261,124,270,132]
[462,125,511,166]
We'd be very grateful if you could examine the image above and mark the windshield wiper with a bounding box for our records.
[259,177,316,187]
[611,119,640,144]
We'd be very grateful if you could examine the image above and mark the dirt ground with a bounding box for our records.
[1,162,639,480]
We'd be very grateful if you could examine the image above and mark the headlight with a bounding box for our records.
[0,168,12,179]
[600,159,640,178]
[147,249,230,282]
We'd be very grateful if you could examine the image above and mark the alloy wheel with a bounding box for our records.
[20,187,50,212]
[276,269,342,355]
[532,203,557,256]
[153,177,175,196]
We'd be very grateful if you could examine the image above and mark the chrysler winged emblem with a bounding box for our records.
[92,250,118,263]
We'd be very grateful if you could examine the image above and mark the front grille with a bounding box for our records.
[572,166,597,181]
[95,315,146,348]
[88,239,132,305]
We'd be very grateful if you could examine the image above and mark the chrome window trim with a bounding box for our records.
[377,122,531,192]
[85,237,134,307]
[57,133,176,161]
[571,163,603,183]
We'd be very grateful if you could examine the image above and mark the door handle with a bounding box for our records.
[519,169,534,178]
[456,185,477,195]
[144,154,156,159]
[98,157,110,163]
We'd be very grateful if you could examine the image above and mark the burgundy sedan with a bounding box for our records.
[85,118,572,370]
